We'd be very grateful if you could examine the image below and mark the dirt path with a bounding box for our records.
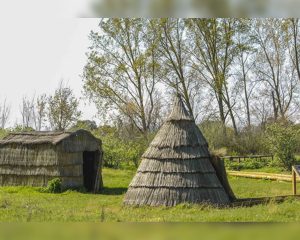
[227,170,300,182]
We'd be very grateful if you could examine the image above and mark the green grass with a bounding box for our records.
[0,168,300,222]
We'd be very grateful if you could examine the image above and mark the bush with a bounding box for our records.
[199,120,235,150]
[93,126,152,169]
[229,127,268,155]
[11,125,35,132]
[46,178,62,193]
[0,128,8,140]
[225,157,269,171]
[266,122,299,170]
[70,120,97,131]
[101,135,150,168]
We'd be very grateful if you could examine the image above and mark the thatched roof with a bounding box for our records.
[0,129,101,146]
[123,95,230,206]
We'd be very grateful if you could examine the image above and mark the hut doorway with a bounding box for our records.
[83,151,99,192]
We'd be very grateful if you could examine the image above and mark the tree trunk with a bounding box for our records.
[180,78,194,117]
[228,107,238,136]
[291,19,300,82]
[241,56,251,128]
[271,91,278,121]
[217,91,227,135]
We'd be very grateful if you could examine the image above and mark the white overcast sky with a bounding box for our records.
[0,1,101,127]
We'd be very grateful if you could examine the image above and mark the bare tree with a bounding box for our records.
[33,94,47,131]
[19,94,48,130]
[0,99,10,129]
[288,18,300,82]
[234,19,257,128]
[253,19,299,121]
[251,91,273,128]
[20,96,35,129]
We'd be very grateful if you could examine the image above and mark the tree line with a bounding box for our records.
[1,18,300,170]
[83,18,300,136]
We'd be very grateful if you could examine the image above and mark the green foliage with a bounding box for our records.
[101,133,126,169]
[230,127,268,155]
[225,158,269,171]
[101,134,149,169]
[266,123,299,170]
[11,125,35,132]
[0,126,36,140]
[199,121,235,150]
[45,178,62,193]
[201,121,269,157]
[0,128,8,139]
[70,120,97,131]
[93,125,152,169]
[83,18,162,134]
[125,136,150,168]
[48,81,81,131]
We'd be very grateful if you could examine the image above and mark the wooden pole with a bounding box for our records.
[292,169,297,195]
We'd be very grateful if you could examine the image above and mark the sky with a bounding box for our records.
[0,14,100,127]
[0,0,296,128]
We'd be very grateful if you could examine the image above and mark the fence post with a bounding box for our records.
[292,168,297,195]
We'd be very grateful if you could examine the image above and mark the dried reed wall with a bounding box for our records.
[0,130,103,190]
[0,144,84,188]
[124,96,231,206]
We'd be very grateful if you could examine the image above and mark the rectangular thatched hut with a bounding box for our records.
[0,129,103,192]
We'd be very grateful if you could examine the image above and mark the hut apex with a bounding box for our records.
[0,129,103,192]
[123,95,231,206]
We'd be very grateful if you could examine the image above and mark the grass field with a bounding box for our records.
[0,168,300,222]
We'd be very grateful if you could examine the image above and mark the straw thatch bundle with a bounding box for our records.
[123,96,231,206]
[0,129,103,192]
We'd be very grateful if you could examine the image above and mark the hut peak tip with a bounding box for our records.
[167,94,193,121]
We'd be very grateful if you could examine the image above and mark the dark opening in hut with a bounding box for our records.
[83,150,100,191]
[0,129,103,192]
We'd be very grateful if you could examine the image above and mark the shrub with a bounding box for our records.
[199,120,235,150]
[101,134,124,168]
[229,127,268,155]
[70,120,97,131]
[225,157,269,171]
[11,125,35,132]
[101,134,150,168]
[266,123,299,170]
[46,178,62,193]
[125,136,150,168]
[0,129,8,140]
[93,125,152,169]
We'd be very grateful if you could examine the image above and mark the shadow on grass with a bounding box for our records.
[100,187,128,195]
[231,195,300,208]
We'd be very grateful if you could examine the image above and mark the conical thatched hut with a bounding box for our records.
[0,129,103,192]
[123,95,232,206]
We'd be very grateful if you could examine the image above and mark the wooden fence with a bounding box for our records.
[220,155,274,163]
